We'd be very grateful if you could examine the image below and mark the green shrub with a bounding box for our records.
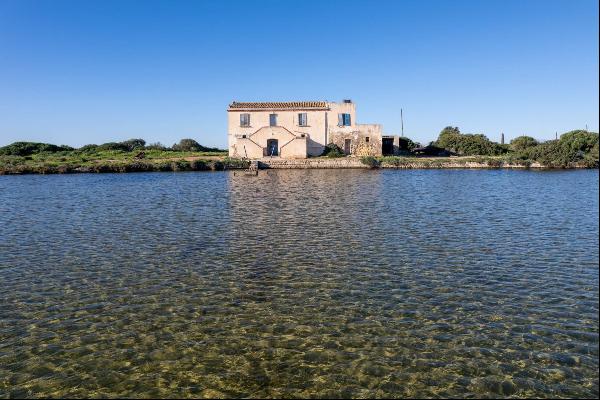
[513,130,599,168]
[398,137,418,152]
[360,156,380,168]
[321,143,345,158]
[121,138,146,151]
[434,127,507,156]
[0,142,74,156]
[172,138,223,152]
[378,156,412,167]
[222,157,249,169]
[510,136,539,151]
[97,142,129,152]
[145,142,168,150]
[78,144,100,153]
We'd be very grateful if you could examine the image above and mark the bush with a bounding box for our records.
[97,142,129,152]
[172,138,223,152]
[378,156,410,167]
[120,138,146,151]
[417,144,451,157]
[145,142,168,151]
[321,143,345,158]
[510,136,538,151]
[222,157,250,169]
[78,144,100,153]
[360,156,380,168]
[434,127,507,156]
[398,137,418,152]
[0,142,74,156]
[513,130,599,167]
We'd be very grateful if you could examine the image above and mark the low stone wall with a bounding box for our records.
[379,161,546,169]
[255,158,553,169]
[257,158,368,169]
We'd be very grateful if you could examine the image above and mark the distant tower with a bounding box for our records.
[400,108,404,137]
[501,132,504,145]
[555,132,558,140]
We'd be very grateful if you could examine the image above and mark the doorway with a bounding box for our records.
[344,139,351,155]
[267,139,279,156]
[382,138,394,155]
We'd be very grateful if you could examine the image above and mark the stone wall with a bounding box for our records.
[257,158,369,169]
[254,158,549,169]
[329,124,382,157]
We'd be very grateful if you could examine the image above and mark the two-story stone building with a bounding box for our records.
[227,100,384,159]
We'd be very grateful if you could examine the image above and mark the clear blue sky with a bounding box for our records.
[0,0,598,148]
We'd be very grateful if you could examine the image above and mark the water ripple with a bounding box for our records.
[0,169,598,398]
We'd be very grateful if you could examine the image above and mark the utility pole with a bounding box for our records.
[400,108,404,137]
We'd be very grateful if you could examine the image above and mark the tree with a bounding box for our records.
[398,137,418,152]
[512,130,599,167]
[434,127,507,156]
[121,138,146,151]
[172,139,203,152]
[440,126,461,136]
[510,136,539,151]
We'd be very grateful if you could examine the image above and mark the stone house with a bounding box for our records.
[227,100,385,159]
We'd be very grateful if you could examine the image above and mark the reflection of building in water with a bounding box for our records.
[227,100,404,159]
[226,170,386,270]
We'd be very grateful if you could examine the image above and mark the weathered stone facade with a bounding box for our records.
[330,124,383,157]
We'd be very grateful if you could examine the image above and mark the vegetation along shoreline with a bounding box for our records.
[1,129,597,175]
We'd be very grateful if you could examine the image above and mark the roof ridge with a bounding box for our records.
[229,101,329,109]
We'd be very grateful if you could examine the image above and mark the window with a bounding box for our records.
[240,113,250,127]
[270,114,277,126]
[298,113,308,126]
[338,113,351,126]
[366,137,370,143]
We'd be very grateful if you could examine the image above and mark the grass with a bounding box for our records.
[0,149,250,174]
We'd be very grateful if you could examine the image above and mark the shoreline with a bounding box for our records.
[0,156,596,175]
[255,157,561,169]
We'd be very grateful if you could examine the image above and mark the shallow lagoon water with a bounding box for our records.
[0,169,598,398]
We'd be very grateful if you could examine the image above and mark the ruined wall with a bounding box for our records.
[330,124,383,156]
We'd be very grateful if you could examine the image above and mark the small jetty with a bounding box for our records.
[233,160,258,176]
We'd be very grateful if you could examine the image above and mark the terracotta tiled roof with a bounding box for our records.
[229,101,328,110]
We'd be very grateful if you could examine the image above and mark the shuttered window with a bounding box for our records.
[338,113,351,126]
[298,113,307,126]
[240,113,250,127]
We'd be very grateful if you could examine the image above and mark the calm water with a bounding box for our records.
[0,169,598,398]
